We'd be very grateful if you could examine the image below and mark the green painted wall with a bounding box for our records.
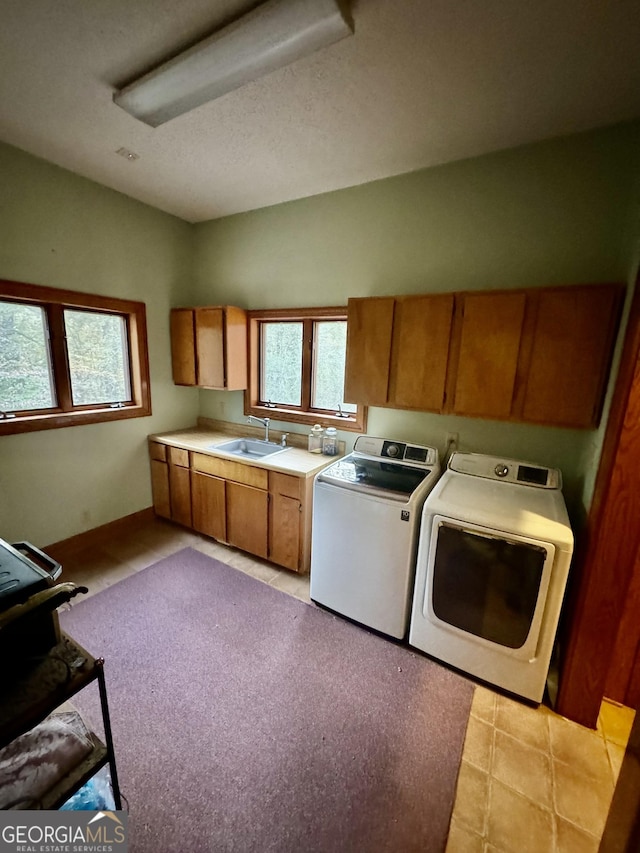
[0,143,198,546]
[1,121,638,547]
[193,121,640,526]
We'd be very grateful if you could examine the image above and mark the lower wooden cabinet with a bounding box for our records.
[149,442,191,527]
[168,457,192,528]
[150,458,171,519]
[226,481,268,559]
[150,445,313,573]
[269,492,301,571]
[191,471,226,541]
[269,472,304,572]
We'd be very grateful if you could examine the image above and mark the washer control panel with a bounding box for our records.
[448,452,561,489]
[353,435,438,468]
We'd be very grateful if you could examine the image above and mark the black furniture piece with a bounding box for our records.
[0,631,122,810]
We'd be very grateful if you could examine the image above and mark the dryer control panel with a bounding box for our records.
[448,452,561,489]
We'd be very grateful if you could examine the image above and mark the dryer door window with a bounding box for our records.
[429,521,552,653]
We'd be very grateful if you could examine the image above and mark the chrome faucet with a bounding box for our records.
[247,415,270,441]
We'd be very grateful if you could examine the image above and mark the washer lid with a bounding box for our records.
[317,454,437,499]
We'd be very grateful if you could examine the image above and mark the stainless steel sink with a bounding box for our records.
[211,437,289,459]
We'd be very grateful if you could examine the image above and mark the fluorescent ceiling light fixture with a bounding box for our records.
[114,0,354,127]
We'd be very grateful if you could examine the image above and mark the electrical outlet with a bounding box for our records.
[446,432,458,451]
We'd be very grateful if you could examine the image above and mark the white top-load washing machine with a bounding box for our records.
[409,452,574,703]
[310,435,440,639]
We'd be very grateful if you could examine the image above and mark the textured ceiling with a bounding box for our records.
[1,0,640,223]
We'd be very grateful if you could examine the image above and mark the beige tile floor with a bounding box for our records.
[59,517,636,852]
[448,690,635,852]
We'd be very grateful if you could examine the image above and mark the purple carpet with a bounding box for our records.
[60,547,474,853]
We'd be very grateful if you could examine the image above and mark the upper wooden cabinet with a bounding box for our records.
[345,283,623,429]
[518,285,623,428]
[344,297,395,406]
[170,306,247,390]
[450,291,527,419]
[345,294,454,412]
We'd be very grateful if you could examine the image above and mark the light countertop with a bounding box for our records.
[149,422,342,478]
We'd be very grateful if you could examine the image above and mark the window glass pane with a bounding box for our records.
[64,309,131,405]
[312,321,356,413]
[0,301,56,411]
[261,322,303,406]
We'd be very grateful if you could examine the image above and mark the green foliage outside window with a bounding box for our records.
[65,310,130,405]
[262,322,303,406]
[0,302,55,411]
[0,302,131,413]
[313,321,356,413]
[260,319,355,413]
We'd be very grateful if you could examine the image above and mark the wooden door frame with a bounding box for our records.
[557,276,640,727]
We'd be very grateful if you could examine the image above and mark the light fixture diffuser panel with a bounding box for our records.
[114,0,354,127]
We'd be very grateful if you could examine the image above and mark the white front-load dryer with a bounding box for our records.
[409,452,574,703]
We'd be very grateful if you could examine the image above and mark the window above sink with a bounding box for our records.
[245,306,366,433]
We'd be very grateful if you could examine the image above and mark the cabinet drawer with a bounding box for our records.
[149,441,167,462]
[168,447,190,467]
[269,471,302,500]
[192,452,268,490]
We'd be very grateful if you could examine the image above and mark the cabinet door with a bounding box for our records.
[191,471,226,541]
[269,473,302,571]
[344,297,394,405]
[224,306,248,391]
[452,292,526,419]
[521,285,622,428]
[195,308,225,389]
[150,459,171,519]
[169,464,192,527]
[170,309,196,386]
[388,294,454,410]
[270,493,301,571]
[226,482,268,559]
